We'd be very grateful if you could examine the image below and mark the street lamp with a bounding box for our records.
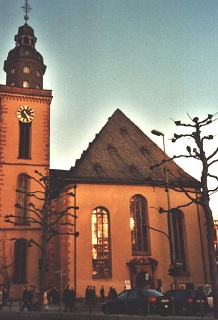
[151,129,176,266]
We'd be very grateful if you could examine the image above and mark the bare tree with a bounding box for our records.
[0,235,13,296]
[4,170,79,309]
[151,113,218,318]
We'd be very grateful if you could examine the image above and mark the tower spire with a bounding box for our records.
[21,0,32,24]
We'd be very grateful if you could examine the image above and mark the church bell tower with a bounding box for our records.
[0,1,52,293]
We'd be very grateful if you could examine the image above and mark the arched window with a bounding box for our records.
[23,66,30,74]
[23,36,29,45]
[23,81,29,88]
[172,209,186,271]
[14,238,28,283]
[16,174,29,225]
[92,207,112,277]
[130,194,150,255]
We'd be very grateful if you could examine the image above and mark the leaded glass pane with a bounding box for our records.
[92,207,112,277]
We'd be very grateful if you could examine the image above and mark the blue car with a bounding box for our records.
[101,288,168,316]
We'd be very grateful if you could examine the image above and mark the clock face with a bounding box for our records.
[17,106,35,123]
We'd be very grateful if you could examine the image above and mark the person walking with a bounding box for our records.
[21,286,30,311]
[69,287,76,312]
[43,289,49,311]
[92,286,97,304]
[85,286,90,305]
[32,285,39,311]
[100,286,105,303]
[63,285,72,312]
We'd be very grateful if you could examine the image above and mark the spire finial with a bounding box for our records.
[21,0,32,24]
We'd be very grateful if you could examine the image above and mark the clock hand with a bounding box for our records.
[24,110,30,120]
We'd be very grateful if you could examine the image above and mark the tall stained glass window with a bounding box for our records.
[130,194,150,255]
[92,207,112,277]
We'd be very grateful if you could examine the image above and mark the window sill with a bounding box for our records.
[92,274,112,279]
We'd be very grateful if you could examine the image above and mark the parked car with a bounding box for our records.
[162,289,209,316]
[101,288,170,316]
[207,291,213,310]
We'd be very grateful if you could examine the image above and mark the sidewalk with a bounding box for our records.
[1,300,102,313]
[0,301,215,320]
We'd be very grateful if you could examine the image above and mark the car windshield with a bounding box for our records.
[117,290,129,301]
[142,289,163,297]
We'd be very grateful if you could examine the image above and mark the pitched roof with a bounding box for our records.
[68,109,199,187]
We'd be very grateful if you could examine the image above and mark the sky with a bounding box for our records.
[0,0,218,215]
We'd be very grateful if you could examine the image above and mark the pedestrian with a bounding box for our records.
[63,285,72,312]
[21,286,30,311]
[51,287,59,305]
[100,286,105,303]
[2,286,8,306]
[108,287,117,301]
[28,286,34,311]
[92,286,97,304]
[88,286,93,304]
[43,289,48,311]
[85,286,89,305]
[108,287,112,300]
[0,286,3,310]
[69,287,76,312]
[32,285,39,311]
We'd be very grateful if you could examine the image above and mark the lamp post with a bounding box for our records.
[73,185,77,295]
[151,129,176,266]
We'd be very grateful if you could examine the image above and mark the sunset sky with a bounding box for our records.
[0,0,218,215]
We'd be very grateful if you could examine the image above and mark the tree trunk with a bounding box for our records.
[204,203,218,319]
[38,227,47,310]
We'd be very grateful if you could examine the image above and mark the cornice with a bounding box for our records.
[0,85,52,102]
[0,92,52,104]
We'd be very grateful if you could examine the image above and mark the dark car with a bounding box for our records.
[101,288,168,316]
[162,289,209,316]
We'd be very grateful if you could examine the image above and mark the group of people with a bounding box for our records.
[20,284,117,312]
[21,285,40,311]
[21,286,60,311]
[85,285,97,305]
[85,285,117,304]
[21,285,76,312]
[108,287,118,301]
[63,285,76,312]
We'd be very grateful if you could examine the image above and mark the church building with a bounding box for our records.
[0,4,210,299]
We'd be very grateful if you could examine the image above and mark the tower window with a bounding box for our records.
[16,174,29,225]
[36,84,40,89]
[13,239,28,283]
[23,66,30,74]
[37,70,41,77]
[11,67,15,74]
[10,82,15,86]
[18,122,31,159]
[23,81,29,88]
[24,36,29,45]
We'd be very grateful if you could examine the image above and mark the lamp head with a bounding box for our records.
[151,129,164,137]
